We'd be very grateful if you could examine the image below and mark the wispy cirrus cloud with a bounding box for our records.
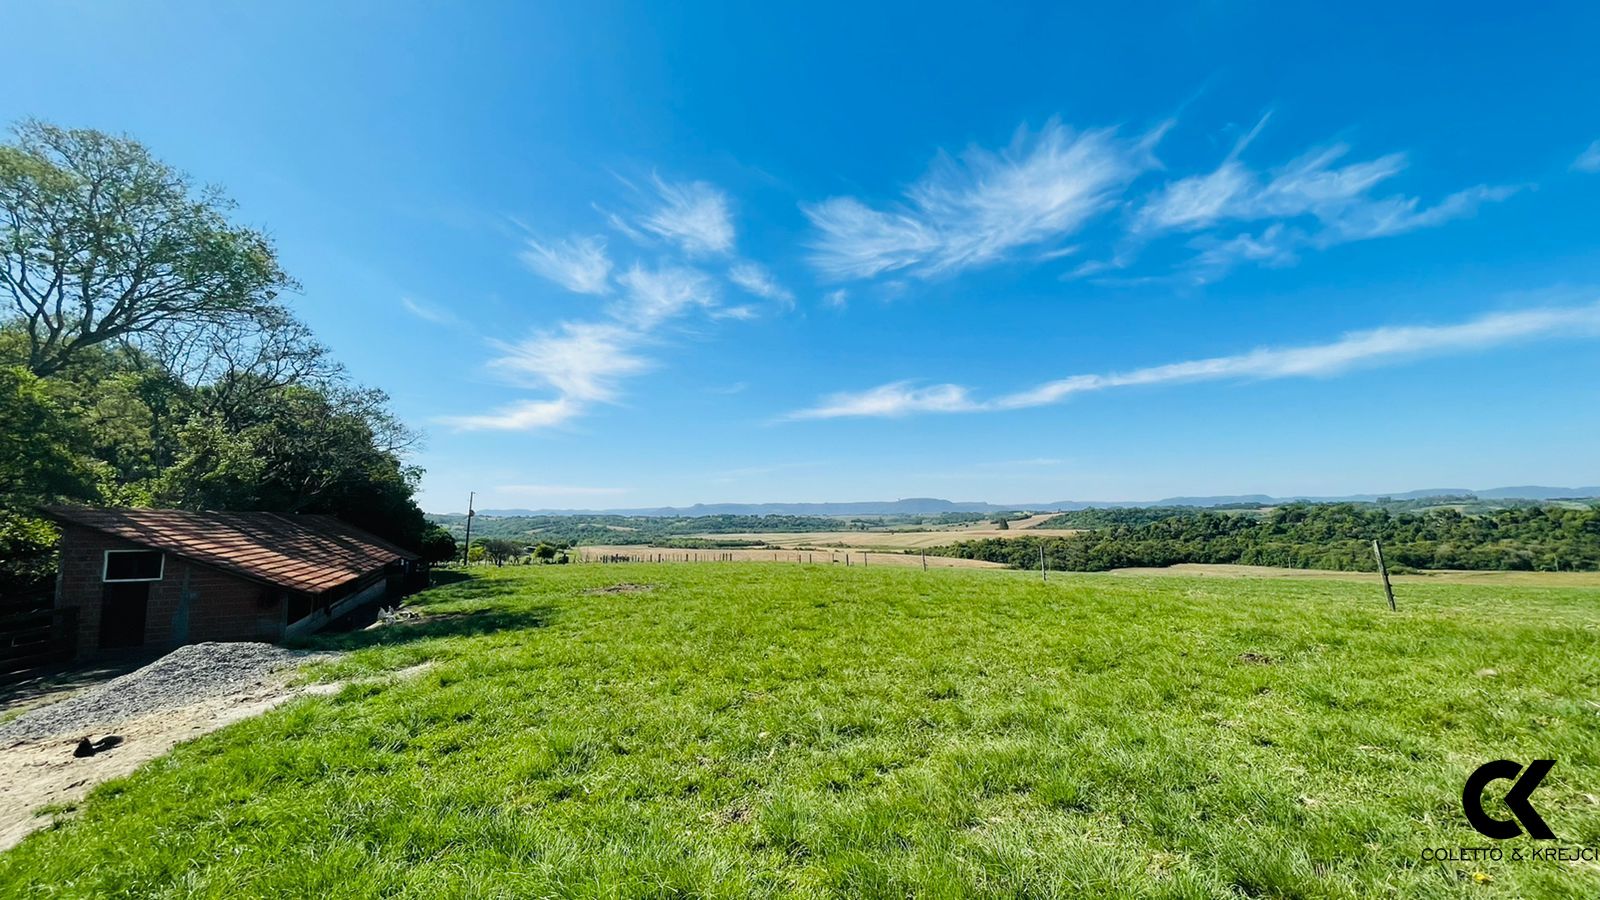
[443,263,725,431]
[785,301,1600,420]
[449,164,777,432]
[440,396,588,431]
[400,296,460,325]
[639,177,735,255]
[614,264,718,325]
[519,235,614,294]
[788,381,978,420]
[1131,136,1517,282]
[805,120,1161,281]
[727,261,794,307]
[484,321,649,404]
[1574,140,1600,174]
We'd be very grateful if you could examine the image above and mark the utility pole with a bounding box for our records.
[1040,543,1047,583]
[462,491,476,566]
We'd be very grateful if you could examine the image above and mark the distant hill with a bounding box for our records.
[449,486,1599,518]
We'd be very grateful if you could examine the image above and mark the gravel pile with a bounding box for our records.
[0,642,320,744]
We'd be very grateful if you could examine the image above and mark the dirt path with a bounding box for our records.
[0,643,338,852]
[0,677,338,851]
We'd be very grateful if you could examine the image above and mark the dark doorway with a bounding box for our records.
[99,582,150,648]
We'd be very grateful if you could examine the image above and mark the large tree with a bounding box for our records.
[0,120,431,557]
[0,120,295,377]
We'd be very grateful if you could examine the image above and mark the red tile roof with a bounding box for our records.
[42,506,418,595]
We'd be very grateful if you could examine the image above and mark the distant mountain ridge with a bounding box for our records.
[450,486,1600,518]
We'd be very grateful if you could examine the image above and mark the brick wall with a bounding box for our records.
[55,525,290,656]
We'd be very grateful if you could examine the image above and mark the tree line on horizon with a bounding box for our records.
[1,120,451,596]
[928,503,1600,573]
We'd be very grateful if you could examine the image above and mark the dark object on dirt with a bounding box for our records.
[72,735,123,757]
[1237,652,1278,665]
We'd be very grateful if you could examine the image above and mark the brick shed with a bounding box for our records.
[41,506,421,657]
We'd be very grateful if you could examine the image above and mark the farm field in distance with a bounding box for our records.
[692,512,1081,550]
[578,545,1005,568]
[4,564,1598,897]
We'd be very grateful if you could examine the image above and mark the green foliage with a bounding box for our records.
[0,365,100,594]
[0,366,100,505]
[0,511,61,596]
[0,120,428,566]
[0,120,294,376]
[477,538,523,566]
[428,513,986,547]
[2,564,1597,896]
[1038,505,1246,529]
[934,502,1600,572]
[419,525,458,566]
[152,383,425,546]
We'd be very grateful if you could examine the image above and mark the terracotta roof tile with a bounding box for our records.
[42,506,419,595]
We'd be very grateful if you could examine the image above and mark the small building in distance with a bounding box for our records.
[42,506,421,657]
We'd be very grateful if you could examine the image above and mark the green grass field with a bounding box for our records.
[4,565,1599,897]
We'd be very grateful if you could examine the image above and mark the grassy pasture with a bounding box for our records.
[578,545,1004,568]
[3,565,1599,897]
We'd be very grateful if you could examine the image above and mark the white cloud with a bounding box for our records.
[614,264,718,326]
[437,396,586,431]
[728,262,794,306]
[485,321,647,403]
[519,235,613,294]
[448,264,729,431]
[823,289,849,309]
[1313,184,1517,243]
[456,169,761,432]
[805,120,1158,280]
[400,296,458,325]
[1136,140,1515,280]
[1187,224,1301,278]
[640,177,735,255]
[1573,140,1600,174]
[786,301,1600,420]
[785,381,978,420]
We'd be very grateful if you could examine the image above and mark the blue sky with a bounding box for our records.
[8,2,1600,512]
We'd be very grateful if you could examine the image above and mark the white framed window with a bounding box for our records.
[103,549,164,582]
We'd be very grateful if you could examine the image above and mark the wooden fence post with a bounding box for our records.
[1372,539,1396,610]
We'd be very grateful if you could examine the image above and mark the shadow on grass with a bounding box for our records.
[427,569,474,588]
[295,604,556,653]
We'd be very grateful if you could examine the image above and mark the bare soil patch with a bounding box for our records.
[585,582,657,594]
[0,642,335,852]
